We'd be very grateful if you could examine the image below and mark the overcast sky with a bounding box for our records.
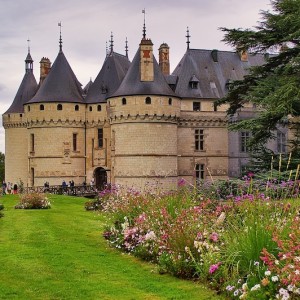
[0,0,271,154]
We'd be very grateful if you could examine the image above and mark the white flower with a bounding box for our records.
[254,261,260,266]
[250,284,261,291]
[234,290,239,296]
[145,231,156,241]
[287,285,294,292]
[295,269,300,275]
[271,275,279,282]
[265,270,271,276]
[279,288,289,299]
[275,260,280,265]
[242,283,248,291]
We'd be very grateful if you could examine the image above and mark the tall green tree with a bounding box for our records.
[0,152,4,183]
[217,0,300,148]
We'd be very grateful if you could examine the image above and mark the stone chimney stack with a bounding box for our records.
[158,43,170,76]
[140,38,154,82]
[239,50,248,62]
[39,57,51,85]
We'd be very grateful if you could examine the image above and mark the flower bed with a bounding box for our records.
[15,193,51,209]
[100,181,300,299]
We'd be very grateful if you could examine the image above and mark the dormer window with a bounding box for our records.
[122,98,127,105]
[193,102,201,111]
[97,105,102,111]
[101,85,107,94]
[189,75,199,89]
[40,104,44,111]
[225,79,234,91]
[57,104,62,111]
[145,97,151,105]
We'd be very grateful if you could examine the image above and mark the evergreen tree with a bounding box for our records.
[217,0,300,149]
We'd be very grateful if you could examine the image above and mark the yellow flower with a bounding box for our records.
[261,278,269,286]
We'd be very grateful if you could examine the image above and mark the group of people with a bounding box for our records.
[2,181,18,195]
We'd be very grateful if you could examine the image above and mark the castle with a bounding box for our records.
[2,25,287,191]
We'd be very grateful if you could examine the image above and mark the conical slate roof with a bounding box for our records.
[111,47,175,98]
[85,52,130,103]
[28,51,83,104]
[5,52,38,114]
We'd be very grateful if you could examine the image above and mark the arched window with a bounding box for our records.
[122,98,127,105]
[168,98,172,105]
[40,104,44,111]
[28,106,30,112]
[75,105,79,111]
[97,105,102,111]
[145,97,151,105]
[89,106,92,112]
[57,104,62,111]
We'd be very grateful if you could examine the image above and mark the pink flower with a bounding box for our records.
[210,232,219,242]
[209,262,221,274]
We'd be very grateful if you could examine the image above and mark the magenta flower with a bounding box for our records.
[209,262,221,274]
[209,232,219,242]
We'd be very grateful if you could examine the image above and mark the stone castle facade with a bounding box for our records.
[2,28,287,191]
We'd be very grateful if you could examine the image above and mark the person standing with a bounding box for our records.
[2,181,7,195]
[7,182,12,194]
[13,183,18,194]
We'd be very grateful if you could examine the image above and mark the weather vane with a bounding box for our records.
[27,38,30,53]
[58,22,63,51]
[142,9,146,39]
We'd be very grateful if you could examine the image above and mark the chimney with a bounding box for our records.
[140,38,154,82]
[39,57,51,84]
[211,49,218,62]
[239,50,248,62]
[158,43,170,76]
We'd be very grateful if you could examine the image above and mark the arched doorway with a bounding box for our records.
[94,167,107,190]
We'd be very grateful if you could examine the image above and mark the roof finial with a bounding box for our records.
[27,38,31,54]
[186,26,190,50]
[106,41,108,57]
[125,37,128,58]
[142,9,146,39]
[110,32,114,54]
[58,22,63,52]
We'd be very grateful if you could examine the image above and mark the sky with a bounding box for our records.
[0,0,271,154]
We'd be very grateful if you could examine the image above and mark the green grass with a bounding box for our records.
[0,195,224,300]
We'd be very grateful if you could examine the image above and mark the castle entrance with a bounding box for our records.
[94,167,107,190]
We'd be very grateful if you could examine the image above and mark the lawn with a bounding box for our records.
[0,194,224,300]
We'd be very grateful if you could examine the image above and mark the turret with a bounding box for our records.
[3,43,38,186]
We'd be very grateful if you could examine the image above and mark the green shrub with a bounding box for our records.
[85,198,103,211]
[15,193,51,209]
[0,203,3,218]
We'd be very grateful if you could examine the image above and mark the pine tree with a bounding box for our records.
[217,0,300,148]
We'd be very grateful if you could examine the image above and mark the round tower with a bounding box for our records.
[24,33,86,187]
[84,35,131,189]
[108,34,180,192]
[3,48,38,186]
